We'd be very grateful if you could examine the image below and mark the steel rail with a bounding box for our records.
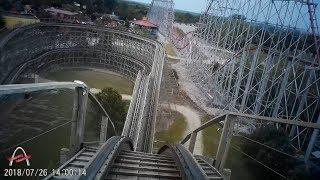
[181,110,320,172]
[181,112,320,145]
[94,136,133,179]
[158,144,208,180]
[0,81,117,136]
[44,136,133,180]
[0,81,85,95]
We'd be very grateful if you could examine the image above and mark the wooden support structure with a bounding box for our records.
[215,114,234,171]
[188,132,197,153]
[100,116,109,143]
[69,86,88,156]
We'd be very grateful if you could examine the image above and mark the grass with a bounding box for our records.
[201,115,222,156]
[165,43,177,57]
[44,69,134,94]
[154,112,187,151]
[4,15,39,29]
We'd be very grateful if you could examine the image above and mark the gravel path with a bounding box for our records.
[163,103,203,155]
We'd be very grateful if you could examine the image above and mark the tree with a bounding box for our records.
[94,0,105,13]
[240,125,296,179]
[230,14,246,21]
[104,0,118,13]
[0,0,12,11]
[96,87,127,134]
[174,12,200,24]
[85,0,94,15]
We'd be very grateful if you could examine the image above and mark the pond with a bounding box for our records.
[44,69,134,95]
[0,69,133,179]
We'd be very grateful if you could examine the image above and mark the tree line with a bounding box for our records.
[1,0,200,23]
[198,15,319,56]
[96,87,127,134]
[0,0,147,20]
[175,11,199,24]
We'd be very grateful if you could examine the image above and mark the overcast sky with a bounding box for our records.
[129,0,207,13]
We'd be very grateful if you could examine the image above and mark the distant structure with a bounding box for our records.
[95,13,124,28]
[147,0,174,38]
[131,17,157,29]
[172,0,320,162]
[131,17,158,38]
[44,7,78,23]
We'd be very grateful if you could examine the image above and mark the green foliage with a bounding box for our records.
[175,12,199,24]
[82,0,147,20]
[114,1,148,20]
[288,167,312,180]
[204,15,319,54]
[104,0,118,13]
[240,125,295,179]
[93,0,105,13]
[24,0,64,7]
[154,112,187,150]
[124,20,130,28]
[96,87,127,134]
[156,117,186,142]
[85,0,94,15]
[230,14,246,20]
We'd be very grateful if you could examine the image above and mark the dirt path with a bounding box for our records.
[119,96,203,153]
[121,94,132,101]
[163,103,203,155]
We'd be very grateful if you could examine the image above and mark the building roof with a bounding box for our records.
[131,19,157,28]
[45,7,78,16]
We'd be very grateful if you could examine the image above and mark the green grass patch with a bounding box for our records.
[44,69,134,94]
[154,113,187,150]
[201,115,222,156]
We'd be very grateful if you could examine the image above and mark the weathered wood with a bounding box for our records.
[188,132,197,154]
[215,114,233,170]
[100,116,109,143]
[69,87,88,156]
